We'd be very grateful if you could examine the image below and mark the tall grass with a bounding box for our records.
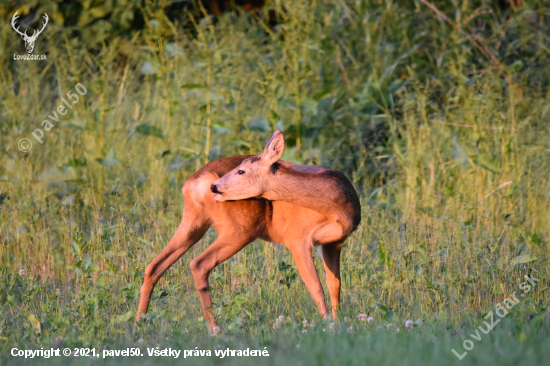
[0,0,549,362]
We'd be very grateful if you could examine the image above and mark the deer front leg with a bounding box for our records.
[288,244,328,319]
[322,242,343,320]
[189,235,253,331]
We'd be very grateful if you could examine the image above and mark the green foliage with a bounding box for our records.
[0,0,550,364]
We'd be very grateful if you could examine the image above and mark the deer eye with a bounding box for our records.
[237,170,245,175]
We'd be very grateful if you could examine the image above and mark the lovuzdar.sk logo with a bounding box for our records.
[11,11,48,61]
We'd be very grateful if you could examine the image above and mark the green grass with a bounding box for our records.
[1,1,550,365]
[5,320,550,366]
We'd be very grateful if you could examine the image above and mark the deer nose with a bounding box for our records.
[210,184,220,194]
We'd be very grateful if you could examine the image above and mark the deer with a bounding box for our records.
[137,129,361,331]
[11,11,48,54]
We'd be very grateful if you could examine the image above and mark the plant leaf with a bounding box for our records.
[181,84,205,89]
[96,150,119,167]
[510,254,537,265]
[136,124,164,138]
[115,310,134,324]
[27,314,41,334]
[246,117,269,132]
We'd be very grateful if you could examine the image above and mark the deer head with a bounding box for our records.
[11,11,48,54]
[211,129,285,202]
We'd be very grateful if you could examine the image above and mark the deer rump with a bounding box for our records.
[137,130,361,330]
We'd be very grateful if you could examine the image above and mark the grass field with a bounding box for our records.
[1,1,549,365]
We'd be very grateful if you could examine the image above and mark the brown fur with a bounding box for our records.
[137,130,361,330]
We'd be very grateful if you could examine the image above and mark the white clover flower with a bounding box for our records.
[302,320,309,328]
[405,320,414,329]
[344,316,351,323]
[386,323,392,329]
[272,315,286,330]
[328,322,336,330]
[396,327,400,333]
[367,316,373,324]
[302,329,307,333]
[19,269,25,276]
[347,326,353,333]
[357,313,368,322]
[211,326,221,336]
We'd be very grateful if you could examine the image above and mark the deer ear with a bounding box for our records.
[260,129,285,165]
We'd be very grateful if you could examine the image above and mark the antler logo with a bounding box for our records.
[11,11,48,54]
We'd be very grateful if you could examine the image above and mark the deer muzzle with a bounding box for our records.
[210,184,223,203]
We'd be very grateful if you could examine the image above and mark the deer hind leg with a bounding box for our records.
[189,233,256,331]
[288,243,328,319]
[137,205,209,321]
[322,242,343,320]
